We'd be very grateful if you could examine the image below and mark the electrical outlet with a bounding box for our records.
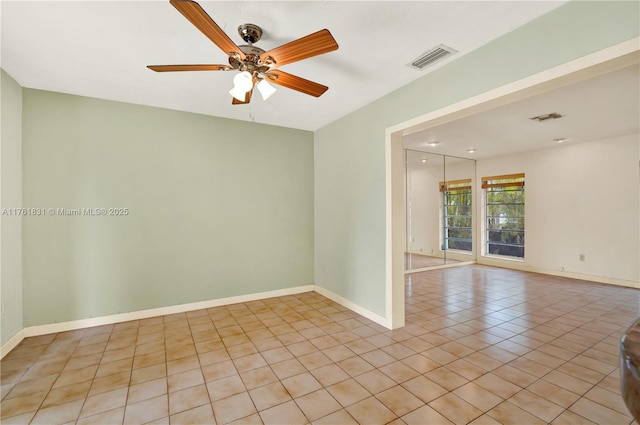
[579,254,585,261]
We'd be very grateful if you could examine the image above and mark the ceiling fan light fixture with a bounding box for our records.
[257,79,276,100]
[149,1,339,105]
[233,71,253,93]
[229,86,248,101]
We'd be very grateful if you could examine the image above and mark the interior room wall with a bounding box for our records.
[1,70,24,345]
[22,89,314,327]
[314,1,639,319]
[476,133,639,284]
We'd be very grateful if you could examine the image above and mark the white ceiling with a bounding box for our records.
[1,1,566,131]
[403,63,640,161]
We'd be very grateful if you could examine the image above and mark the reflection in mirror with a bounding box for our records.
[443,155,476,264]
[404,149,475,271]
[405,150,445,270]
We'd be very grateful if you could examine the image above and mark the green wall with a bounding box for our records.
[314,1,640,317]
[22,90,314,326]
[1,70,24,344]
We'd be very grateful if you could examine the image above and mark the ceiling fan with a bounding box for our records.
[148,0,339,105]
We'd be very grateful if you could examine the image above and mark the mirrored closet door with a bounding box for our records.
[405,149,476,272]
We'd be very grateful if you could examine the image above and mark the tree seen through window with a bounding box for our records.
[482,174,525,258]
[441,179,472,252]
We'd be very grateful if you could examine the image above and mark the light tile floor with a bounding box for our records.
[2,265,639,424]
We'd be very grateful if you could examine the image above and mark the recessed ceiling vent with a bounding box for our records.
[407,44,457,70]
[529,112,563,122]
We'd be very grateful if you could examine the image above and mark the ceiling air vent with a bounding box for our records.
[407,44,457,71]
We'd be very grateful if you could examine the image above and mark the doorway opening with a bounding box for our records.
[384,39,639,329]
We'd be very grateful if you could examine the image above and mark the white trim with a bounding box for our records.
[404,261,476,275]
[2,284,393,358]
[388,38,640,136]
[406,250,444,260]
[477,257,639,289]
[482,254,525,263]
[314,285,391,329]
[20,285,314,340]
[1,329,25,359]
[407,250,473,261]
[385,128,394,328]
[385,37,640,329]
[386,131,406,329]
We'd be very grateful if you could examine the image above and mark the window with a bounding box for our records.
[440,179,472,252]
[482,173,525,258]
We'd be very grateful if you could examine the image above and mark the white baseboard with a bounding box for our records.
[22,285,316,339]
[1,329,25,359]
[477,257,639,289]
[2,285,314,359]
[404,260,476,275]
[313,285,391,329]
[1,284,394,359]
[406,250,444,261]
[6,262,632,360]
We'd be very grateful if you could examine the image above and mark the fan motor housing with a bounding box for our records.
[229,24,268,71]
[239,45,265,56]
[238,23,263,44]
[229,41,270,74]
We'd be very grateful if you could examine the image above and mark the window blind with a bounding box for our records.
[481,173,524,189]
[439,178,472,192]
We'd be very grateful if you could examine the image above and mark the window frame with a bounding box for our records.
[482,173,525,259]
[440,179,473,253]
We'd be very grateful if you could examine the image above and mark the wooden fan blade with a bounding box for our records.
[266,70,328,97]
[147,64,231,72]
[170,0,244,59]
[260,29,338,67]
[232,88,253,105]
